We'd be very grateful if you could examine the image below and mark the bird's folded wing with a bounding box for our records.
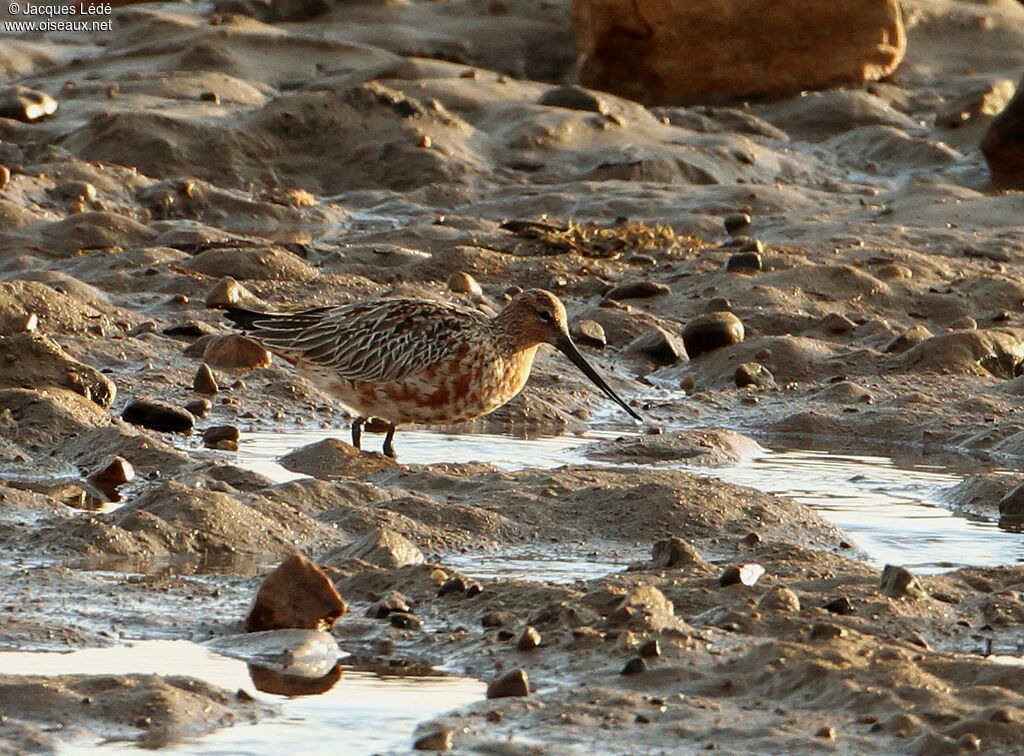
[250,299,486,383]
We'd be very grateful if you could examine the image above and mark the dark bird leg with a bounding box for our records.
[351,417,366,450]
[382,423,397,458]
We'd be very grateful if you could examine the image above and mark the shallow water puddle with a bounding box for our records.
[231,427,1024,575]
[0,640,484,756]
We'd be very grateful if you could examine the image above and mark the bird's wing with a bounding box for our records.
[247,299,488,383]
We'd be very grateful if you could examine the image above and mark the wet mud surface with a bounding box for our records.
[4,0,1024,752]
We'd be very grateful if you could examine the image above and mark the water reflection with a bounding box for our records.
[229,426,1024,574]
[1,640,485,755]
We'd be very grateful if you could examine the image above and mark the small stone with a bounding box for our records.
[447,271,483,296]
[741,532,761,547]
[620,657,647,675]
[627,326,687,366]
[486,669,530,698]
[54,181,97,202]
[366,591,412,619]
[202,425,239,448]
[86,456,135,497]
[949,316,977,331]
[808,622,847,641]
[202,335,272,369]
[879,564,926,599]
[651,536,706,569]
[683,312,744,359]
[884,325,932,354]
[0,85,58,122]
[18,313,37,333]
[418,135,432,149]
[823,596,854,615]
[0,165,10,191]
[757,586,801,613]
[815,725,836,740]
[738,238,764,254]
[389,612,422,630]
[205,276,259,309]
[680,374,696,393]
[705,297,731,313]
[573,319,607,349]
[734,362,775,389]
[638,639,661,658]
[280,438,394,479]
[719,562,765,587]
[605,281,671,301]
[193,363,219,395]
[185,398,211,417]
[122,399,195,433]
[413,730,453,751]
[246,552,347,632]
[466,583,483,597]
[724,212,751,234]
[199,90,220,103]
[438,576,468,597]
[164,321,214,338]
[516,626,541,651]
[725,252,762,274]
[481,611,513,628]
[821,312,856,334]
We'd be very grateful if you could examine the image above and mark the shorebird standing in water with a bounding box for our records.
[225,289,641,457]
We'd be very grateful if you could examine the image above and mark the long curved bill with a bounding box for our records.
[555,336,643,422]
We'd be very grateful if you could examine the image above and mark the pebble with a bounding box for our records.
[329,528,424,569]
[883,325,932,354]
[481,610,513,628]
[998,482,1024,520]
[121,398,195,433]
[651,536,706,569]
[54,181,97,202]
[756,586,801,613]
[184,398,211,417]
[638,639,661,658]
[202,335,272,369]
[573,319,607,349]
[734,362,775,389]
[0,85,58,122]
[389,612,422,630]
[486,668,530,698]
[725,252,762,273]
[193,363,219,395]
[823,596,854,615]
[719,562,765,587]
[821,312,856,334]
[620,657,647,675]
[205,276,259,308]
[516,625,541,651]
[815,725,836,740]
[448,271,483,296]
[413,730,453,751]
[605,281,671,301]
[18,313,38,333]
[164,321,214,338]
[202,425,239,449]
[366,591,412,618]
[0,164,10,191]
[627,326,687,366]
[808,622,847,642]
[724,212,751,234]
[878,564,926,599]
[683,312,744,359]
[86,456,135,497]
[438,576,468,597]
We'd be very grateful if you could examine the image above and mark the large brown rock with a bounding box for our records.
[982,75,1024,187]
[246,553,348,632]
[573,0,906,103]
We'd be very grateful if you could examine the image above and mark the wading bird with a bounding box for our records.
[225,289,641,457]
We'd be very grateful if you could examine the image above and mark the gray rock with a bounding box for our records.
[683,312,744,358]
[121,398,195,433]
[626,326,687,366]
[486,668,530,698]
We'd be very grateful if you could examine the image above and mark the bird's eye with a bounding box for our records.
[538,310,553,322]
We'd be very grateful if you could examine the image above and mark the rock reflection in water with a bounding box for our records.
[249,662,343,697]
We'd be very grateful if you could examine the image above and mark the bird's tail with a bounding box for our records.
[222,307,271,331]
